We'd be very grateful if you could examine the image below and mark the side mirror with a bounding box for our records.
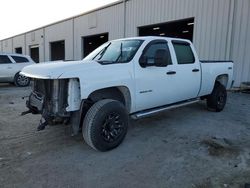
[139,56,148,68]
[154,49,169,67]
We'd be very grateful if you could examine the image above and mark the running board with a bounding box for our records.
[131,99,200,119]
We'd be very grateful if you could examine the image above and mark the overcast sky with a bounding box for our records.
[0,0,118,40]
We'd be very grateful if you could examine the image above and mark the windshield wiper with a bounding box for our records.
[115,42,123,63]
[93,42,111,61]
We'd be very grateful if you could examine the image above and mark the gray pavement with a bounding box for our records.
[0,83,250,188]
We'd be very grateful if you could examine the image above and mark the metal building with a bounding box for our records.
[0,0,249,87]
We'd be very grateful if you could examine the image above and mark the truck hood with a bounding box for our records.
[21,60,101,79]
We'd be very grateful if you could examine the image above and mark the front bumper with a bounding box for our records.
[27,91,44,113]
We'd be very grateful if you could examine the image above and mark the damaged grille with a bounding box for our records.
[28,79,70,118]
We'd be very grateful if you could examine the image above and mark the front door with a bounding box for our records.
[135,40,178,111]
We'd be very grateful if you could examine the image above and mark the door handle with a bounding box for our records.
[166,71,176,75]
[7,67,12,69]
[192,69,200,72]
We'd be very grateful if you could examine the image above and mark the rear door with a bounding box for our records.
[0,55,15,81]
[170,40,201,101]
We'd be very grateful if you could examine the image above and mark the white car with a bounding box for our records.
[0,53,35,87]
[21,36,233,151]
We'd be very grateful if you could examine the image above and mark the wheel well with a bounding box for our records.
[77,87,131,130]
[14,72,20,78]
[202,75,229,100]
[215,74,228,88]
[88,86,131,112]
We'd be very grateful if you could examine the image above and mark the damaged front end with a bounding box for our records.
[25,78,81,131]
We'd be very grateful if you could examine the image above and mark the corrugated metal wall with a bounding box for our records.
[2,39,13,53]
[13,35,25,53]
[73,3,124,60]
[44,19,74,61]
[126,0,231,61]
[0,0,249,87]
[230,0,250,86]
[25,29,45,62]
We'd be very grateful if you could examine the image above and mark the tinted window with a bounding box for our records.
[0,55,12,64]
[173,42,195,64]
[11,56,29,63]
[142,42,172,66]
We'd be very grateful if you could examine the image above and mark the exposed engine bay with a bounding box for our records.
[25,78,81,131]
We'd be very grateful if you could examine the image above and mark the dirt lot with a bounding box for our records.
[0,83,250,188]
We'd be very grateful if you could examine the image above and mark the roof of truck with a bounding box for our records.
[113,36,192,43]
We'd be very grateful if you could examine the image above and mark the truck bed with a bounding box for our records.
[199,61,234,97]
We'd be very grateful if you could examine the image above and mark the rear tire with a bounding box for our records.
[207,82,227,112]
[82,99,128,152]
[14,72,30,87]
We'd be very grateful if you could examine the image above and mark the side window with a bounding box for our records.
[141,42,172,67]
[0,55,12,64]
[172,42,195,64]
[11,56,29,63]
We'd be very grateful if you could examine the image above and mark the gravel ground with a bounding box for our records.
[0,83,250,188]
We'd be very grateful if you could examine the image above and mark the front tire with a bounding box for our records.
[14,72,30,87]
[82,99,128,152]
[207,82,227,112]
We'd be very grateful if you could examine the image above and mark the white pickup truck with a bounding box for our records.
[21,36,233,151]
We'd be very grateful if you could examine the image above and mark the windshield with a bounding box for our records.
[84,39,144,64]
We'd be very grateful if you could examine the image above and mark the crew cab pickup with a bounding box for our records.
[21,36,233,151]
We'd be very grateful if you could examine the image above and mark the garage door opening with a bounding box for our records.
[30,45,39,63]
[50,40,65,61]
[138,18,194,41]
[15,47,22,54]
[82,33,108,58]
